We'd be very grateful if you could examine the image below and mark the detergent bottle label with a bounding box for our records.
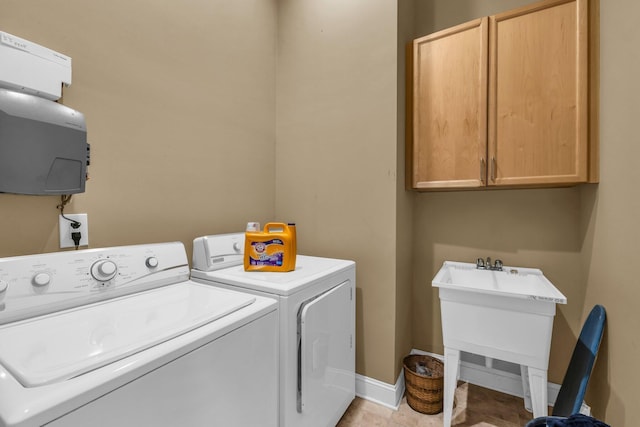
[248,239,285,266]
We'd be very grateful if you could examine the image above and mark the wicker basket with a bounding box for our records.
[403,354,444,414]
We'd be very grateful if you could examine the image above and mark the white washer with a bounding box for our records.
[0,242,278,427]
[192,233,356,427]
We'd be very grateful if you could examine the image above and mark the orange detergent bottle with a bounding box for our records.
[244,222,297,272]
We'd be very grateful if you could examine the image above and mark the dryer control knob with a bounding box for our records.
[91,260,118,282]
[32,273,51,287]
[145,257,159,268]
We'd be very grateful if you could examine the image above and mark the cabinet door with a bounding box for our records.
[488,0,590,186]
[410,18,488,189]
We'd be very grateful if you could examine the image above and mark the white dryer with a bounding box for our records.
[0,242,278,427]
[192,233,356,427]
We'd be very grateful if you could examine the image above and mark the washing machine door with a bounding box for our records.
[297,280,354,416]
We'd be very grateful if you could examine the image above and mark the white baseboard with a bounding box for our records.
[355,349,560,410]
[355,371,405,410]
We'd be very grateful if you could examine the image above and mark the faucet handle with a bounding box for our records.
[476,258,485,269]
[494,259,503,271]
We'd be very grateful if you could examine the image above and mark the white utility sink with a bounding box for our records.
[432,261,567,427]
[433,261,567,303]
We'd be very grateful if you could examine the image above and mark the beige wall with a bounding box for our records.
[409,0,585,382]
[2,0,406,387]
[275,0,401,384]
[0,0,278,260]
[2,1,639,425]
[579,0,640,424]
[411,188,584,381]
[395,0,418,383]
[409,0,640,425]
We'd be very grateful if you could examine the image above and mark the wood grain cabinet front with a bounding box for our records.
[407,0,599,191]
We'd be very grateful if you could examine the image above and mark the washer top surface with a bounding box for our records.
[0,281,254,387]
[191,255,355,296]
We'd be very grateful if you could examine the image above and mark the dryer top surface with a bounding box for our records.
[191,255,355,296]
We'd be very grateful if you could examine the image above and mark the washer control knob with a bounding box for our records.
[233,242,242,252]
[32,273,51,287]
[91,260,118,282]
[0,280,8,303]
[145,257,159,268]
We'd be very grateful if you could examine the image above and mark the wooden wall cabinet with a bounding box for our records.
[407,0,599,190]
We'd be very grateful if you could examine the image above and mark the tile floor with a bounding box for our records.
[337,382,536,427]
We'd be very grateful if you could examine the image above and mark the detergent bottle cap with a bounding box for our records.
[246,222,260,232]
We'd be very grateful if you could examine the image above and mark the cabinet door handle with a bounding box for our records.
[490,157,496,182]
[480,158,486,184]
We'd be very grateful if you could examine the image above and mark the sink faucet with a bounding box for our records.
[476,257,503,271]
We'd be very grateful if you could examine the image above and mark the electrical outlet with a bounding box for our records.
[59,214,89,248]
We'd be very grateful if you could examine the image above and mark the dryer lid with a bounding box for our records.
[0,281,255,387]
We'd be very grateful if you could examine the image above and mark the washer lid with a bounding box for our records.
[0,281,255,387]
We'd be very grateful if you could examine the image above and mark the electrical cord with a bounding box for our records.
[57,195,82,249]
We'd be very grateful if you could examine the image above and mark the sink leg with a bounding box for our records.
[443,347,460,427]
[527,366,548,418]
[520,365,533,412]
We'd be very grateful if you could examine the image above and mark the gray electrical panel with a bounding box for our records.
[0,88,88,195]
